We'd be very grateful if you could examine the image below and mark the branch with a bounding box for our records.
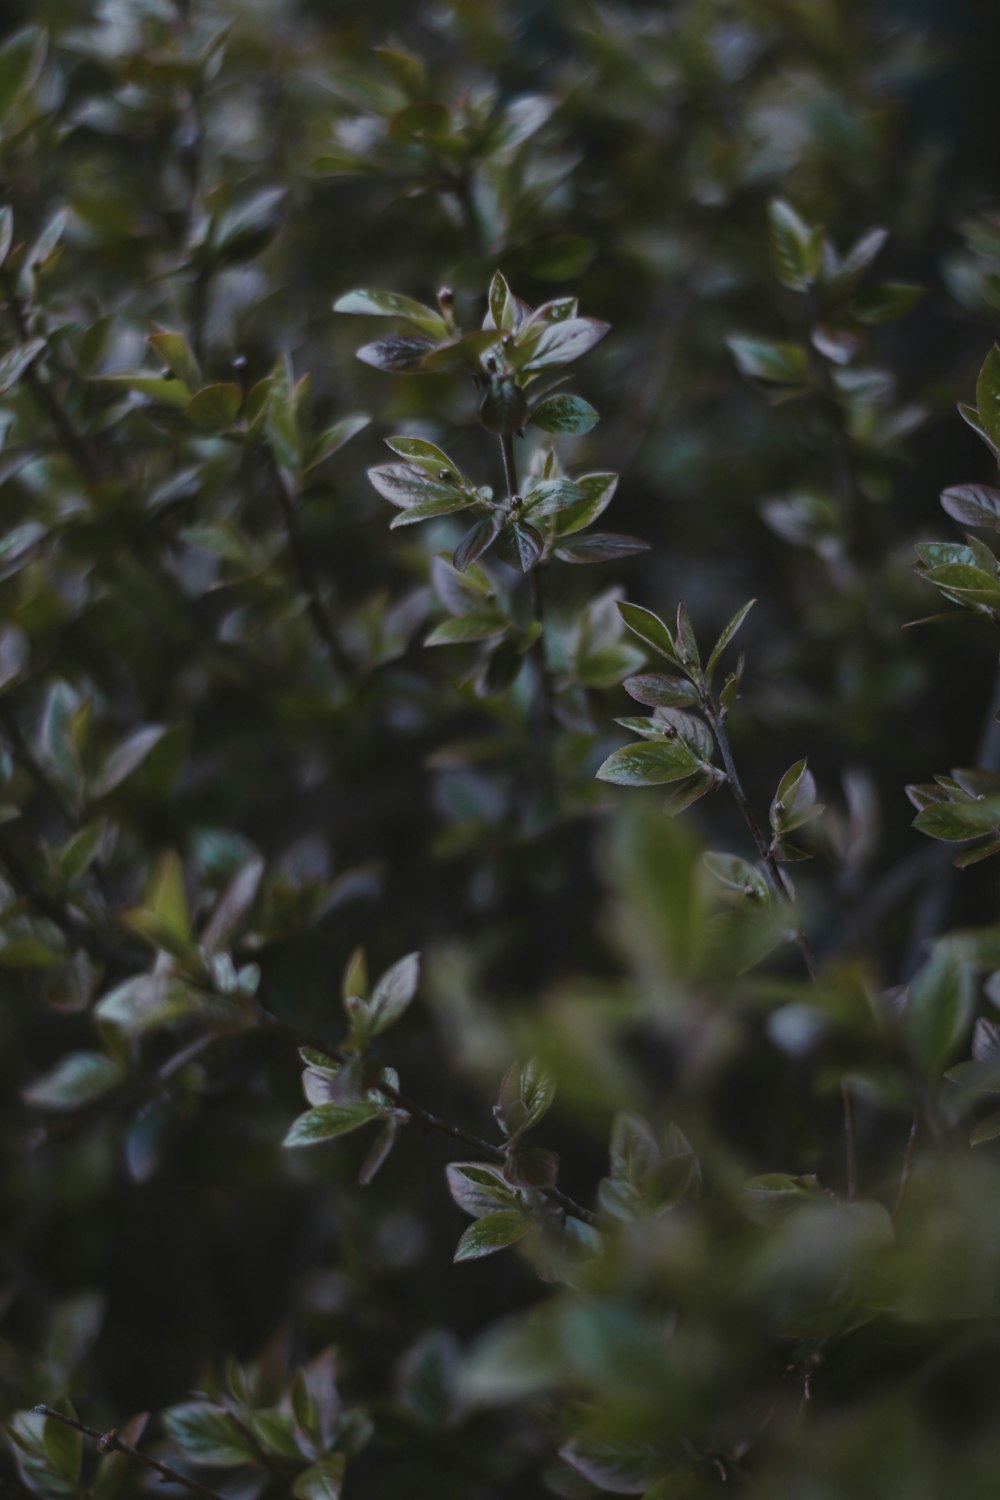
[259,449,353,678]
[257,1007,595,1224]
[34,1407,228,1500]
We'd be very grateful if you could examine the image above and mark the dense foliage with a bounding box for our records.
[6,2,1000,1497]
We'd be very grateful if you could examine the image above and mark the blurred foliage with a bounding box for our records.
[5,1,1000,1497]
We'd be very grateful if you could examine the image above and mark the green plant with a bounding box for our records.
[8,4,1000,1499]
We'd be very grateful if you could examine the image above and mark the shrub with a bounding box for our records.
[5,3,1000,1498]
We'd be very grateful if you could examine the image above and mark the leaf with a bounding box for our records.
[364,951,420,1036]
[200,855,264,955]
[425,611,508,646]
[24,1052,124,1111]
[90,725,168,798]
[976,345,1000,453]
[554,472,619,535]
[0,622,28,692]
[333,289,446,338]
[292,1455,346,1500]
[770,758,821,836]
[148,330,201,392]
[704,851,770,902]
[617,603,681,665]
[596,741,701,787]
[530,394,599,434]
[95,373,191,408]
[560,1431,668,1494]
[508,521,544,572]
[913,799,1000,842]
[906,941,974,1075]
[705,599,755,683]
[517,317,610,374]
[367,462,467,510]
[971,1111,1000,1147]
[357,335,437,373]
[94,974,203,1036]
[283,1102,380,1147]
[520,478,584,519]
[446,1161,519,1219]
[185,383,242,429]
[163,1403,256,1467]
[768,199,822,291]
[727,336,809,386]
[940,484,1000,529]
[0,27,46,122]
[0,338,46,395]
[454,513,502,572]
[851,282,924,324]
[305,414,370,470]
[453,1210,532,1262]
[211,187,285,263]
[624,673,700,708]
[555,533,649,563]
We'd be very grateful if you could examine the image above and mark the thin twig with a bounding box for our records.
[34,1407,227,1500]
[260,449,352,677]
[499,433,557,744]
[257,1007,595,1224]
[701,691,865,1193]
[893,1110,919,1219]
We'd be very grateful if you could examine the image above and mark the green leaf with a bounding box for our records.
[913,799,1000,842]
[704,851,770,902]
[446,1161,519,1219]
[364,951,420,1037]
[727,336,809,386]
[971,1111,1000,1147]
[515,317,609,375]
[163,1403,257,1467]
[425,611,508,646]
[0,338,46,395]
[95,373,191,408]
[454,513,503,572]
[906,941,974,1075]
[453,1210,532,1262]
[560,1431,669,1494]
[976,345,1000,453]
[367,462,468,510]
[91,725,168,798]
[520,478,583,520]
[333,289,446,338]
[624,673,700,708]
[305,413,370,471]
[554,471,619,535]
[184,383,243,429]
[530,394,599,434]
[770,758,822,836]
[555,533,649,563]
[283,1102,380,1147]
[768,199,822,291]
[292,1455,346,1500]
[357,335,437,372]
[265,354,301,478]
[851,282,924,324]
[705,599,755,683]
[508,521,544,572]
[617,603,681,665]
[211,188,285,264]
[0,28,46,122]
[95,974,202,1036]
[148,330,201,392]
[596,741,701,787]
[24,1052,124,1111]
[940,484,1000,529]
